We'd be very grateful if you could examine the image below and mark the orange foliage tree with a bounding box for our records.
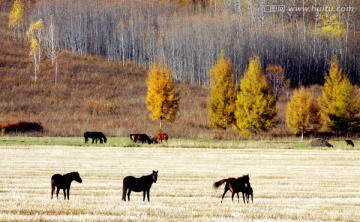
[207,52,236,129]
[146,62,180,130]
[286,87,320,140]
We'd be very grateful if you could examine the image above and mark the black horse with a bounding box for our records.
[213,174,250,203]
[129,133,152,144]
[345,139,354,147]
[51,172,82,200]
[84,131,107,144]
[122,170,158,202]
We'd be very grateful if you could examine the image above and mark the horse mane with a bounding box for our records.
[64,172,79,177]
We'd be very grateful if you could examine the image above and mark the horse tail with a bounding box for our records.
[213,179,228,188]
[51,176,55,199]
[122,179,127,201]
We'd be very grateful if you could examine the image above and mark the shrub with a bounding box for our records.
[103,101,118,115]
[0,121,43,134]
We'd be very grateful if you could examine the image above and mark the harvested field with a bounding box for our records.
[0,145,360,221]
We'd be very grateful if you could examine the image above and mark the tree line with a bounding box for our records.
[11,0,358,86]
[146,52,360,138]
[208,55,360,138]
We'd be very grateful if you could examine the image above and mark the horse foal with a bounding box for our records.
[244,185,253,203]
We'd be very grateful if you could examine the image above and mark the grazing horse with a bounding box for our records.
[84,131,107,144]
[213,174,250,203]
[345,139,354,147]
[153,133,169,143]
[51,172,82,200]
[129,133,152,144]
[122,170,158,202]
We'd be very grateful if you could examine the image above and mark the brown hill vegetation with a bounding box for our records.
[1,1,358,139]
[0,5,238,138]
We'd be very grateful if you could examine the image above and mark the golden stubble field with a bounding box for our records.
[1,145,360,221]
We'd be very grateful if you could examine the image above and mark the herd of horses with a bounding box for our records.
[130,133,169,144]
[84,131,169,144]
[51,132,252,203]
[50,171,253,203]
[55,133,355,203]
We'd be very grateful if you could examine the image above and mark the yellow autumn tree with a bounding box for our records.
[286,87,320,140]
[27,19,44,82]
[8,0,25,38]
[146,62,180,130]
[29,37,40,82]
[317,10,346,38]
[319,58,360,134]
[235,56,276,136]
[207,52,236,129]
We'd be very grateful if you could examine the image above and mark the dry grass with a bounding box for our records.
[1,145,360,221]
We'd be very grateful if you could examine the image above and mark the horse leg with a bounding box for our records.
[231,192,235,202]
[67,188,70,200]
[237,192,240,203]
[51,185,55,199]
[147,190,150,202]
[143,191,146,201]
[127,189,131,201]
[242,192,246,204]
[56,188,60,199]
[63,189,66,200]
[221,188,228,203]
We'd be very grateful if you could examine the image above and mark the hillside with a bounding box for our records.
[0,5,240,138]
[2,2,357,139]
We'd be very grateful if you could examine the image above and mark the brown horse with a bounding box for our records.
[213,174,250,203]
[153,133,169,143]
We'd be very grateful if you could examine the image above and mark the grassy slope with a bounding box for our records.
[0,3,224,139]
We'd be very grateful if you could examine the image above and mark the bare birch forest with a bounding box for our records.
[27,0,359,86]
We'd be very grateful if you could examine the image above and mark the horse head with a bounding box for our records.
[152,137,158,144]
[73,172,83,183]
[237,174,250,186]
[242,174,250,186]
[152,170,158,183]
